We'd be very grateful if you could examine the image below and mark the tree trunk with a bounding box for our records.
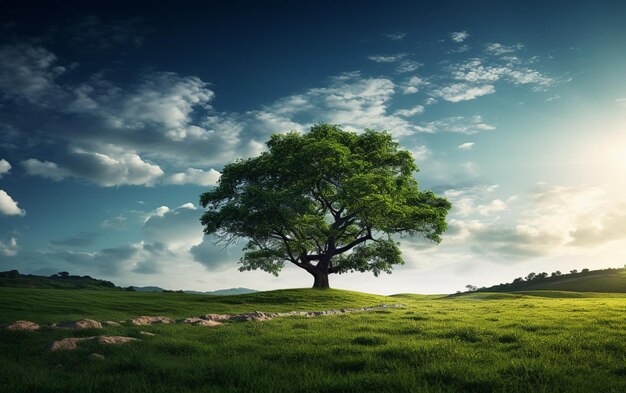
[312,271,330,289]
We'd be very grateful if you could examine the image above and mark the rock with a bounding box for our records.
[2,320,40,331]
[51,319,102,330]
[139,331,156,336]
[46,336,140,351]
[181,317,222,327]
[96,336,139,345]
[88,353,105,361]
[196,320,222,327]
[230,311,277,322]
[46,337,93,351]
[102,321,121,327]
[129,316,175,325]
[201,314,231,322]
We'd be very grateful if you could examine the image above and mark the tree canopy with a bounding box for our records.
[200,124,451,288]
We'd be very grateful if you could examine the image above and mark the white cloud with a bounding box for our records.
[256,72,418,137]
[0,237,18,256]
[396,60,422,74]
[0,44,66,103]
[418,115,495,134]
[21,159,70,180]
[484,42,524,56]
[410,145,431,161]
[458,142,474,150]
[477,199,506,216]
[450,31,469,43]
[402,76,426,94]
[394,105,425,117]
[367,54,406,63]
[0,190,25,216]
[143,202,203,250]
[22,150,164,186]
[431,83,495,102]
[424,97,438,105]
[447,58,553,92]
[166,168,221,186]
[0,159,10,177]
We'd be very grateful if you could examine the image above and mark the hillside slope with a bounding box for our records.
[475,268,626,293]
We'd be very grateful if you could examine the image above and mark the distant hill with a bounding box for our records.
[133,287,258,295]
[472,268,626,294]
[196,288,258,296]
[131,286,167,292]
[0,270,119,290]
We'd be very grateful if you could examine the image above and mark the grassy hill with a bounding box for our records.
[2,287,626,392]
[0,270,119,290]
[474,267,626,293]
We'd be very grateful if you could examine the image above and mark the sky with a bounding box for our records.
[1,1,626,294]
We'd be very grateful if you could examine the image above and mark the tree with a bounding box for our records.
[570,269,578,274]
[525,272,537,281]
[465,284,478,292]
[199,124,451,288]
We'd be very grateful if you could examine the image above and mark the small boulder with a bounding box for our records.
[88,353,105,361]
[46,337,93,352]
[230,311,277,322]
[2,320,40,331]
[201,314,231,322]
[139,331,156,336]
[96,336,139,345]
[46,335,140,351]
[129,316,175,325]
[51,319,102,330]
[182,318,222,327]
[102,321,121,327]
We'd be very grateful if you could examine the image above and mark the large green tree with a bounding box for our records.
[200,124,451,288]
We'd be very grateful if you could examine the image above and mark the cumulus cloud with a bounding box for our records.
[394,105,425,117]
[143,203,203,250]
[396,60,422,74]
[431,83,496,102]
[44,242,173,276]
[440,183,626,260]
[402,76,426,94]
[255,72,417,137]
[450,31,469,43]
[0,44,66,103]
[458,142,474,150]
[445,58,554,93]
[189,237,242,271]
[0,159,10,177]
[0,237,19,256]
[0,190,25,216]
[22,150,164,186]
[166,168,221,186]
[484,42,524,55]
[409,145,431,161]
[569,204,626,246]
[417,115,495,134]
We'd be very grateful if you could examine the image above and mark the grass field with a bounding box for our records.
[1,288,626,392]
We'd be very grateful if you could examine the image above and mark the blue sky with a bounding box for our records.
[1,1,626,294]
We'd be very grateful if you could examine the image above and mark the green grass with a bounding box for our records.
[2,288,626,392]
